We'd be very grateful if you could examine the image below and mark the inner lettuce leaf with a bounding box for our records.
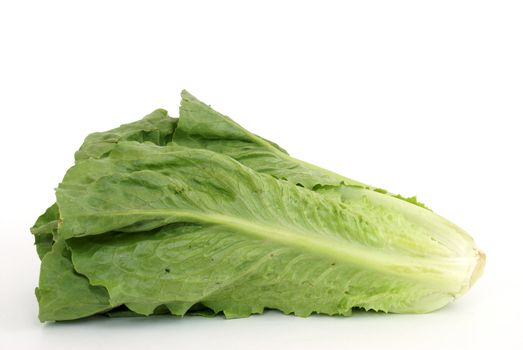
[175,90,367,189]
[175,90,428,210]
[75,108,177,161]
[31,91,485,321]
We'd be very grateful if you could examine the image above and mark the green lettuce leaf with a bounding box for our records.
[31,203,60,260]
[36,240,112,321]
[175,90,429,210]
[175,90,366,189]
[32,109,178,320]
[49,141,480,318]
[75,108,177,161]
[32,109,177,257]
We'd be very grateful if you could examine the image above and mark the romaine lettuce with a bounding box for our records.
[32,91,484,321]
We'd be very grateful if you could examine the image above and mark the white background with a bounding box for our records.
[1,1,522,349]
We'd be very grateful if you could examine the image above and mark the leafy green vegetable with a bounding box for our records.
[32,91,485,322]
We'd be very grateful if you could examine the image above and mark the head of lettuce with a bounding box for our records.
[31,91,485,321]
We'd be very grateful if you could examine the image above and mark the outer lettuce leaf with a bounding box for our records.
[173,92,480,267]
[172,91,480,267]
[36,240,112,321]
[49,142,479,319]
[32,109,177,320]
[32,109,177,257]
[31,203,60,259]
